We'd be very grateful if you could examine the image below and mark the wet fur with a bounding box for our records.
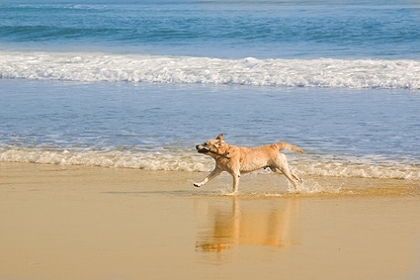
[194,134,303,193]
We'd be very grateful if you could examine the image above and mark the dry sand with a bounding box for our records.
[1,162,420,280]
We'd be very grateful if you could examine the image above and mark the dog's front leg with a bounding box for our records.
[228,170,241,193]
[193,168,222,188]
[232,173,240,193]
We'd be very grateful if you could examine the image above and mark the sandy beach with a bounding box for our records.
[1,162,419,280]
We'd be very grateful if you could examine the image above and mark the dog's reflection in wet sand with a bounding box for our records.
[196,197,299,252]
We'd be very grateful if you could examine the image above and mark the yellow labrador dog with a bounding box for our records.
[194,134,304,193]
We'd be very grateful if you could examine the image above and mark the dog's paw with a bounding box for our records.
[193,183,201,188]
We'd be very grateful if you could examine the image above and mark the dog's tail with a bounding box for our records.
[276,142,304,153]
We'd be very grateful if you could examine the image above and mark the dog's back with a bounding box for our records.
[227,142,303,173]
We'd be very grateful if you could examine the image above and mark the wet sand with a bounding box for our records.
[1,162,420,280]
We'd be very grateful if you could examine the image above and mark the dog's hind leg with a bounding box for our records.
[194,168,222,188]
[291,170,301,181]
[271,166,301,193]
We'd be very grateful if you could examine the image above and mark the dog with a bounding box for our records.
[194,134,303,193]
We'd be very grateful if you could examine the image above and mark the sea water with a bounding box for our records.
[1,0,419,182]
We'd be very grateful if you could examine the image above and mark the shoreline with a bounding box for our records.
[1,161,418,196]
[1,162,420,279]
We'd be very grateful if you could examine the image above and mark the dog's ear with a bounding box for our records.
[215,134,225,148]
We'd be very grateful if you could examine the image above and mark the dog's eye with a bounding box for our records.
[203,143,208,146]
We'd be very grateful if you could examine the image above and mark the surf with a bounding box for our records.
[1,147,419,181]
[1,51,420,90]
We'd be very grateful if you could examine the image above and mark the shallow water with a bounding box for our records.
[1,80,419,181]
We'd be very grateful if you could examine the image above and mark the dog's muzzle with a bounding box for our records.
[196,144,210,154]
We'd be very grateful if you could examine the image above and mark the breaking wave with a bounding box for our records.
[1,51,419,89]
[1,148,419,180]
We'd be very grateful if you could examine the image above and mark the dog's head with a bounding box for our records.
[196,134,229,159]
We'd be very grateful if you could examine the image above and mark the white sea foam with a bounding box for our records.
[1,51,419,89]
[1,148,419,180]
[0,148,212,172]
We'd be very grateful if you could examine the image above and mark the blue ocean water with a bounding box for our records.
[1,0,420,182]
[1,0,420,59]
